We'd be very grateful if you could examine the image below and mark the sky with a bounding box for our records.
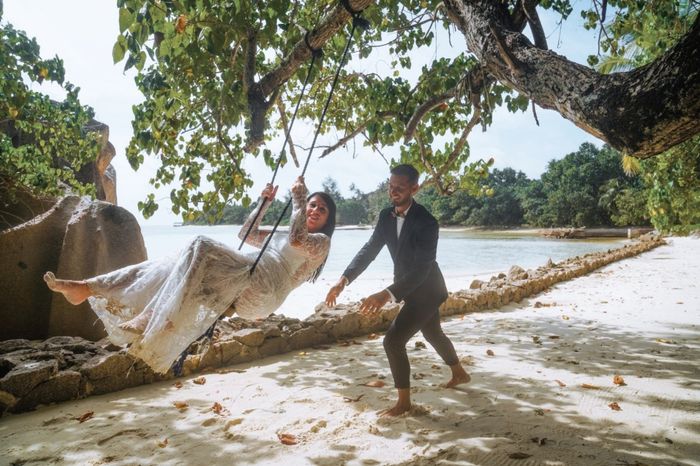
[3,1,603,225]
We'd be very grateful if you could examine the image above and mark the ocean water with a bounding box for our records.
[141,225,624,320]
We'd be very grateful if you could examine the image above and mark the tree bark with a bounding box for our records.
[245,0,373,151]
[444,0,700,157]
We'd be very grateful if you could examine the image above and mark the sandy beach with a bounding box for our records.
[1,237,698,466]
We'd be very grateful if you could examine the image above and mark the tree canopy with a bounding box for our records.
[110,0,698,220]
[0,10,99,211]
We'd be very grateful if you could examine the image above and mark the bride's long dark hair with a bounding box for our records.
[307,191,336,283]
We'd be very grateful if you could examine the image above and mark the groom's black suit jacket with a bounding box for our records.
[343,201,447,306]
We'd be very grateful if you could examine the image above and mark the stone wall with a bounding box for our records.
[0,236,665,415]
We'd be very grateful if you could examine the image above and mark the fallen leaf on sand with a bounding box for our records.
[414,341,426,349]
[343,394,365,403]
[608,402,622,411]
[157,438,168,448]
[548,335,560,339]
[581,383,600,390]
[298,351,308,356]
[555,379,567,387]
[224,418,243,430]
[174,382,183,389]
[212,402,225,415]
[277,433,298,445]
[613,375,627,386]
[173,401,189,411]
[412,373,426,380]
[508,452,532,459]
[367,333,380,340]
[75,411,94,423]
[486,349,495,356]
[192,376,206,385]
[362,380,386,388]
[561,315,570,320]
[655,338,676,344]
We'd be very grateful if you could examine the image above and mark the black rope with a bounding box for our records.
[238,49,319,250]
[171,319,217,377]
[249,16,361,276]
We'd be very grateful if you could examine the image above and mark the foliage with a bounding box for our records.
[528,143,623,226]
[584,0,699,70]
[0,14,99,204]
[640,137,700,234]
[111,0,578,220]
[591,0,699,233]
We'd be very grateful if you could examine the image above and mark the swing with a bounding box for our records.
[171,4,370,376]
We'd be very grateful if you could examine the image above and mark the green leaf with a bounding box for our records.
[119,8,134,33]
[112,35,127,63]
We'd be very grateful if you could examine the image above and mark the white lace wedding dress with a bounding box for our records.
[86,186,330,373]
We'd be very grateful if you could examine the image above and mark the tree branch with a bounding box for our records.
[244,0,375,152]
[444,0,700,157]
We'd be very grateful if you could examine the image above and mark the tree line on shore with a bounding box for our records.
[194,140,699,233]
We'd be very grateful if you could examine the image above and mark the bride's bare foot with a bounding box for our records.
[444,364,471,389]
[43,272,91,305]
[119,310,153,335]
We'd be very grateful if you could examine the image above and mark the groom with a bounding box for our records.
[326,164,470,416]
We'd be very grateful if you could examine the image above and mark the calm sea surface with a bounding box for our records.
[141,225,624,320]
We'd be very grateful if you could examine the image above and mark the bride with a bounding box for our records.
[44,176,336,372]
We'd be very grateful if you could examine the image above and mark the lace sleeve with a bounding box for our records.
[238,196,272,249]
[288,184,331,261]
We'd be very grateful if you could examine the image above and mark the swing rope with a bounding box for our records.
[248,13,368,276]
[172,7,369,377]
[238,34,323,250]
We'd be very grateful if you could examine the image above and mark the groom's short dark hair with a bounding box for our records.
[390,164,419,185]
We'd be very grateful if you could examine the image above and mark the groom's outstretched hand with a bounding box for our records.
[359,290,391,315]
[325,277,347,307]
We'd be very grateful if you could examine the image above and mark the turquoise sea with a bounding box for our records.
[141,225,624,320]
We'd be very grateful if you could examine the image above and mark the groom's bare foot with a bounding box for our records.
[43,272,91,305]
[119,310,152,334]
[379,401,411,417]
[444,364,471,389]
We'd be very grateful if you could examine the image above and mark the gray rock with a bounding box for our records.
[469,279,484,289]
[0,359,59,397]
[507,265,527,281]
[0,389,17,415]
[0,196,81,340]
[229,328,265,347]
[11,370,82,412]
[48,198,147,341]
[259,337,290,358]
[80,352,133,381]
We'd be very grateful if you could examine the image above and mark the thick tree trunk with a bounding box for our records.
[444,0,700,157]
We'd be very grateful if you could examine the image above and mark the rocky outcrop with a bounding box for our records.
[1,118,119,231]
[48,198,147,340]
[0,235,665,415]
[0,197,82,340]
[76,119,118,204]
[0,197,147,341]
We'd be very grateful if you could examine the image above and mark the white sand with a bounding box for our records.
[1,237,699,466]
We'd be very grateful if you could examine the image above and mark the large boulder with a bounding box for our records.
[0,196,147,341]
[0,196,81,340]
[48,197,147,340]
